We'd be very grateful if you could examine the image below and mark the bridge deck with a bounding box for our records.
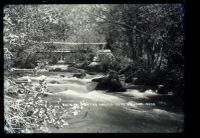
[36,42,107,45]
[38,50,76,53]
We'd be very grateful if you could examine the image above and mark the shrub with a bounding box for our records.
[4,77,83,133]
[4,48,13,71]
[97,52,120,72]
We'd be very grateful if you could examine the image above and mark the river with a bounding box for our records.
[17,71,184,133]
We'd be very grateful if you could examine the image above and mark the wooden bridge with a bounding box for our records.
[36,42,107,50]
[36,42,108,63]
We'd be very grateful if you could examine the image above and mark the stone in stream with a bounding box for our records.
[86,62,105,72]
[91,77,107,82]
[60,75,65,77]
[73,72,86,79]
[70,67,87,78]
[157,85,170,94]
[93,70,126,92]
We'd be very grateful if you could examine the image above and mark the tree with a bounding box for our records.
[92,4,184,71]
[4,5,71,68]
[89,4,184,95]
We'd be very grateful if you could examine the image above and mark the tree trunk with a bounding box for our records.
[133,26,138,59]
[128,27,137,61]
[146,46,155,72]
[156,46,164,71]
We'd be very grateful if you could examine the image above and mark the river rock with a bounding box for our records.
[94,70,126,92]
[157,85,170,94]
[87,62,105,72]
[73,72,86,79]
[60,75,65,77]
[91,77,107,82]
[88,61,100,67]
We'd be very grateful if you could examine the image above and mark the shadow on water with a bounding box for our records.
[106,90,184,114]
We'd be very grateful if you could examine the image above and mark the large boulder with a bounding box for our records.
[88,61,100,67]
[93,70,126,92]
[86,62,106,72]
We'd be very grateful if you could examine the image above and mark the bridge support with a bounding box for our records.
[57,54,65,64]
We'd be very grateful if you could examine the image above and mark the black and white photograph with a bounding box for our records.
[4,4,185,133]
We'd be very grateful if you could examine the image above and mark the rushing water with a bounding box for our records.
[17,72,184,133]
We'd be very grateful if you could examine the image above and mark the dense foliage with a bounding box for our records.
[4,49,83,133]
[4,77,84,133]
[4,5,71,68]
[93,4,184,95]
